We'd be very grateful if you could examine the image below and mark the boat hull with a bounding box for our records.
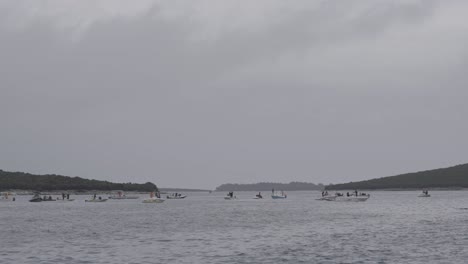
[271,195,287,199]
[418,194,431,197]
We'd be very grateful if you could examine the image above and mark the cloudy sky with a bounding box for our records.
[1,0,468,189]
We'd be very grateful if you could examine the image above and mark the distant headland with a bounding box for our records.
[215,182,324,192]
[326,163,468,190]
[0,170,158,192]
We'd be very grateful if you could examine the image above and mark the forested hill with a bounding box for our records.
[326,163,468,190]
[0,170,158,192]
[216,182,324,192]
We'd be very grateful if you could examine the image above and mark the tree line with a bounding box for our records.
[0,170,158,192]
[326,163,468,190]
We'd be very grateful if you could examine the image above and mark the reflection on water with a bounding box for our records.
[1,191,468,263]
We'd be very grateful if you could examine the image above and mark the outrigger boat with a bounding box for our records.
[142,192,165,203]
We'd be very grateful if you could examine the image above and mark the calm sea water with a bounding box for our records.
[1,191,468,263]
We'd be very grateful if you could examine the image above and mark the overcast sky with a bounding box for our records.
[1,0,468,189]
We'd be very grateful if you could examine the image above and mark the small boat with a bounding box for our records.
[142,192,165,203]
[108,191,139,200]
[0,192,16,202]
[166,193,187,199]
[317,191,337,201]
[224,192,236,200]
[29,193,43,202]
[418,190,430,197]
[271,191,287,199]
[253,192,263,199]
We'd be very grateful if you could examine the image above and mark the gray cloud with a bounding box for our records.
[1,0,468,188]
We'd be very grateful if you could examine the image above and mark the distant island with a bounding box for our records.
[0,170,158,192]
[216,182,324,192]
[326,163,468,190]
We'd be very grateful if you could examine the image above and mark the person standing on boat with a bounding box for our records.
[354,190,358,197]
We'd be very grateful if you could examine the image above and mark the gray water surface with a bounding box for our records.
[1,191,468,263]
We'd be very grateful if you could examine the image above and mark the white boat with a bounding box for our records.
[166,193,187,199]
[224,192,236,200]
[271,191,287,199]
[0,192,16,202]
[142,192,165,203]
[108,191,139,200]
[317,191,338,201]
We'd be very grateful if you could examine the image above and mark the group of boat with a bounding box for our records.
[1,189,434,203]
[22,191,180,204]
[224,190,288,200]
[317,190,371,202]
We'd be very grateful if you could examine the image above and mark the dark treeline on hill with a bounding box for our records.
[0,170,158,192]
[216,182,324,192]
[326,163,468,190]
